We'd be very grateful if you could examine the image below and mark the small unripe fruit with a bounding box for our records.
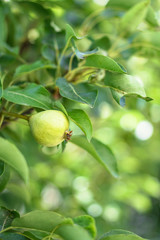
[29,110,70,147]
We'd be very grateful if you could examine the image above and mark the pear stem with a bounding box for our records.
[1,111,29,121]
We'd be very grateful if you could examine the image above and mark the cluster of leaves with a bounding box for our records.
[0,0,160,239]
[0,206,146,240]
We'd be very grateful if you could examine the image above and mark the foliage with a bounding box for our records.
[0,0,160,239]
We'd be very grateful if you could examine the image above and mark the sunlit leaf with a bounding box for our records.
[56,224,93,240]
[85,55,127,73]
[73,215,96,238]
[104,73,152,105]
[99,229,147,240]
[119,0,150,36]
[3,83,53,110]
[12,210,73,233]
[0,137,29,183]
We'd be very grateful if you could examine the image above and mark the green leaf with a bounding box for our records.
[107,0,140,9]
[0,2,5,49]
[0,137,29,183]
[72,39,99,59]
[133,31,160,54]
[85,55,127,73]
[41,45,55,62]
[99,229,147,240]
[68,109,92,141]
[65,24,83,43]
[119,0,150,35]
[14,60,56,78]
[56,224,93,240]
[73,215,96,238]
[107,0,159,26]
[0,161,10,192]
[71,136,119,178]
[104,73,152,105]
[53,101,68,117]
[0,232,29,240]
[3,83,52,110]
[0,207,19,231]
[56,78,98,108]
[0,73,6,100]
[146,6,159,26]
[12,210,73,233]
[16,1,52,19]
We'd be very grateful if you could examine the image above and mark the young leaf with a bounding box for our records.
[65,24,83,43]
[12,210,73,233]
[0,137,29,183]
[68,109,92,141]
[56,224,93,240]
[3,83,53,110]
[56,78,98,108]
[73,215,96,238]
[0,207,20,231]
[70,136,119,178]
[72,39,99,59]
[14,60,56,78]
[0,161,10,192]
[85,55,127,73]
[99,229,147,240]
[119,0,150,35]
[104,73,152,105]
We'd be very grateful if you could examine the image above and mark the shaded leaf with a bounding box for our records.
[0,207,19,231]
[56,78,98,108]
[99,229,147,240]
[0,232,29,240]
[12,210,73,233]
[0,137,29,183]
[3,83,52,110]
[71,136,119,178]
[104,73,152,105]
[16,1,52,18]
[0,161,10,192]
[14,60,56,78]
[119,0,150,35]
[73,215,96,238]
[0,2,5,48]
[56,224,93,240]
[85,55,127,73]
[53,101,68,117]
[68,109,92,141]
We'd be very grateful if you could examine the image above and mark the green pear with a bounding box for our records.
[29,110,70,147]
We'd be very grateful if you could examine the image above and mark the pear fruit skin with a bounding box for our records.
[29,110,69,147]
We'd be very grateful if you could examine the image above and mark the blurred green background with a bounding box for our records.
[0,0,160,239]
